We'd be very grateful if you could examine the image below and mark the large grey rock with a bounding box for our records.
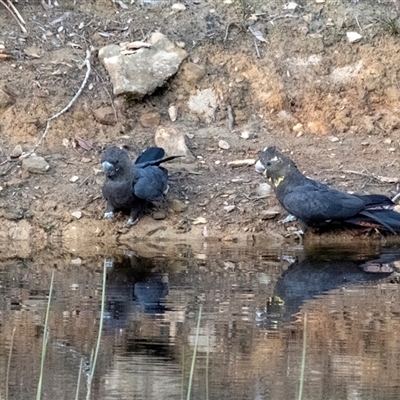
[99,32,188,98]
[22,156,50,174]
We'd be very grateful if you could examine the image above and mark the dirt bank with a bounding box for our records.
[1,0,400,258]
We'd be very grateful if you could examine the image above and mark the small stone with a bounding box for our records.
[22,156,50,174]
[140,111,160,128]
[182,62,206,83]
[172,3,186,11]
[329,136,339,142]
[240,130,251,139]
[193,217,207,225]
[168,199,188,212]
[62,138,69,147]
[168,105,178,122]
[93,106,117,125]
[224,205,236,213]
[347,31,362,43]
[155,126,194,159]
[389,148,396,152]
[257,183,272,198]
[384,138,392,144]
[188,88,217,123]
[71,257,82,265]
[70,176,79,183]
[71,211,82,219]
[218,140,230,150]
[70,284,79,290]
[292,123,303,132]
[93,167,103,176]
[153,211,166,220]
[10,145,23,158]
[260,209,281,220]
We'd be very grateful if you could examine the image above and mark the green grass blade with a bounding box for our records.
[187,304,202,400]
[5,325,16,400]
[75,357,84,400]
[298,312,308,400]
[36,270,55,400]
[86,258,107,400]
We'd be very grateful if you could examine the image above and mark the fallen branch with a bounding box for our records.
[392,192,400,203]
[227,105,234,131]
[0,0,26,33]
[343,169,400,184]
[21,50,92,159]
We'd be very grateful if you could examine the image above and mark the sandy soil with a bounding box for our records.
[1,0,400,258]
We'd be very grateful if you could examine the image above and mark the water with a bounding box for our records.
[1,242,400,399]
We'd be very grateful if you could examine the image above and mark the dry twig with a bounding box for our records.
[227,105,235,131]
[0,0,27,33]
[21,50,92,159]
[343,169,400,184]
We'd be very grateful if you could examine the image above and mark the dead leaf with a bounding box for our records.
[377,175,400,184]
[75,136,93,151]
[24,45,44,59]
[248,23,267,42]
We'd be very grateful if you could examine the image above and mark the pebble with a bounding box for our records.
[240,130,250,139]
[292,123,303,132]
[260,209,280,220]
[93,106,117,126]
[347,31,362,43]
[256,183,272,198]
[140,111,160,128]
[168,199,188,213]
[193,217,207,225]
[70,176,79,183]
[71,211,82,219]
[153,211,166,220]
[172,3,186,11]
[329,136,339,142]
[218,140,230,150]
[11,145,23,158]
[71,258,82,265]
[168,105,178,122]
[224,205,236,213]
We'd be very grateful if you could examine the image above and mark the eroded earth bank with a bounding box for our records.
[1,0,400,259]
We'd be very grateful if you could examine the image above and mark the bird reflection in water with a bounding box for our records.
[256,246,400,329]
[103,254,169,331]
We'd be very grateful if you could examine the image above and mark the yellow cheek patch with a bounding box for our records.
[269,175,285,186]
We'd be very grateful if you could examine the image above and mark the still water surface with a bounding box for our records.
[1,242,400,399]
